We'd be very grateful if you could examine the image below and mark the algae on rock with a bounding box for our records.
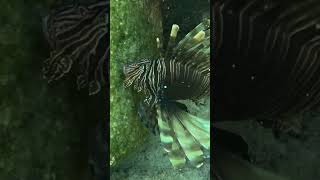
[110,0,163,167]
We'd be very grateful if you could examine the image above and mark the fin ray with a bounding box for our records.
[157,107,174,152]
[180,113,210,150]
[168,138,186,168]
[171,112,204,167]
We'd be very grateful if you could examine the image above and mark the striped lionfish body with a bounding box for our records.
[123,20,210,168]
[42,1,108,95]
[213,0,320,132]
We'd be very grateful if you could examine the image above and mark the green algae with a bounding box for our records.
[110,0,163,167]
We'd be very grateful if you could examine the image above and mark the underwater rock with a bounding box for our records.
[214,110,320,180]
[110,0,163,167]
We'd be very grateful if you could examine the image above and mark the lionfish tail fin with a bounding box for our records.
[157,102,210,168]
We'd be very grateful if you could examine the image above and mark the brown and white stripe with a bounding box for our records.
[43,0,108,95]
[213,0,320,122]
[123,20,210,168]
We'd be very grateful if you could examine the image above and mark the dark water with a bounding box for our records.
[162,0,210,45]
[0,1,106,179]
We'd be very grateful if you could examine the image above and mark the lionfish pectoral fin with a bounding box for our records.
[168,138,186,168]
[171,114,204,168]
[157,107,174,152]
[157,105,187,168]
[174,101,210,149]
[180,113,210,150]
[157,102,209,168]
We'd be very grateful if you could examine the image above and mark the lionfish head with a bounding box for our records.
[123,60,150,90]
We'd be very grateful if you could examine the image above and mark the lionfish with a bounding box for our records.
[212,1,320,179]
[123,19,210,168]
[213,0,320,134]
[42,0,108,95]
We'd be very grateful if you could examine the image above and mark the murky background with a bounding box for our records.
[0,1,106,179]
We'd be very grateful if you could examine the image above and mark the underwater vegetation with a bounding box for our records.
[123,20,210,168]
[42,0,108,95]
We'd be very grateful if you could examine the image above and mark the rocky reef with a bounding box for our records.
[110,0,162,167]
[214,108,320,180]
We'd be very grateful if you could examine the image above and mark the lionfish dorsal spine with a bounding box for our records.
[165,24,180,60]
